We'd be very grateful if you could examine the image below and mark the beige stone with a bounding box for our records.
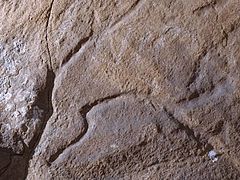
[0,0,240,179]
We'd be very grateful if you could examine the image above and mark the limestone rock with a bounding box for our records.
[0,0,240,179]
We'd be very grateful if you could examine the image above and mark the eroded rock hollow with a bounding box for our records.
[0,0,240,179]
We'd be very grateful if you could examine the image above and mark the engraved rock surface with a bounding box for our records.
[0,0,240,179]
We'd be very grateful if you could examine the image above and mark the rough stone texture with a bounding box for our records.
[0,0,240,179]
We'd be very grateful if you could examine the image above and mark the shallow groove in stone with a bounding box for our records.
[192,0,216,14]
[61,29,94,67]
[163,107,213,155]
[186,49,208,89]
[109,0,142,28]
[49,91,134,164]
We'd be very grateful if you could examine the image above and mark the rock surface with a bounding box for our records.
[0,0,240,179]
